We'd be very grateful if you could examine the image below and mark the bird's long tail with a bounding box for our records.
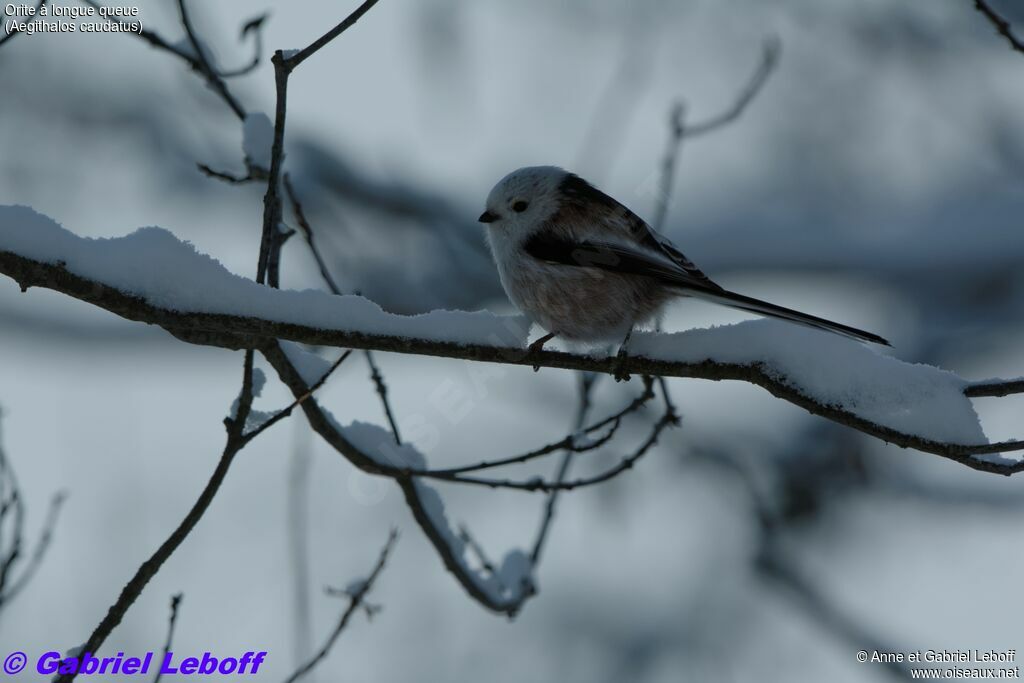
[683,287,891,346]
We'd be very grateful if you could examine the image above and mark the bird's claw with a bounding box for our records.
[613,350,632,383]
[527,332,556,372]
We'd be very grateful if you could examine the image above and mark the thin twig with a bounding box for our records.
[242,350,353,442]
[439,410,677,493]
[0,0,47,48]
[52,351,258,683]
[264,344,529,616]
[284,174,403,446]
[256,52,290,285]
[428,420,620,477]
[78,0,263,78]
[280,0,382,73]
[0,414,66,611]
[283,529,398,683]
[259,0,384,284]
[176,0,246,120]
[532,371,610,565]
[218,13,268,78]
[417,379,652,477]
[283,174,343,295]
[1,490,67,605]
[459,525,498,575]
[973,0,1024,55]
[152,593,183,683]
[364,352,402,445]
[684,36,781,138]
[197,164,261,185]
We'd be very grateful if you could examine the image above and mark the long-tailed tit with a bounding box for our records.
[478,166,889,367]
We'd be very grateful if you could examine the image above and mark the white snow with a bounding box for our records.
[0,205,530,349]
[280,49,300,59]
[633,321,986,446]
[0,205,1005,453]
[273,345,533,605]
[279,341,334,387]
[241,112,274,170]
[333,418,533,604]
[227,367,275,431]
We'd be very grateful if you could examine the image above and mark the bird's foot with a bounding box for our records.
[527,332,556,372]
[613,347,632,382]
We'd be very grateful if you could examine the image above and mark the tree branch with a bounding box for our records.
[176,0,246,120]
[0,0,47,48]
[151,593,183,683]
[283,529,397,683]
[261,343,537,615]
[684,36,781,137]
[973,0,1024,56]
[279,0,382,73]
[2,249,1020,474]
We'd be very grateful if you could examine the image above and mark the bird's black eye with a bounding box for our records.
[512,200,529,213]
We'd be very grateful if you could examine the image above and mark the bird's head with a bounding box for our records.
[478,166,567,238]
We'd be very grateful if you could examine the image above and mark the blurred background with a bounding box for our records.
[2,0,1024,681]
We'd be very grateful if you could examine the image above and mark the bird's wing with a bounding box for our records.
[556,173,723,291]
[523,232,713,290]
[534,174,890,346]
[523,232,890,346]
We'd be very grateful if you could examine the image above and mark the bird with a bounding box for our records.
[478,166,889,376]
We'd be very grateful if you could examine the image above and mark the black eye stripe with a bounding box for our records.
[512,200,529,212]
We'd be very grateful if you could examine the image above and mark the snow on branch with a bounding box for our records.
[265,343,535,616]
[0,205,1022,475]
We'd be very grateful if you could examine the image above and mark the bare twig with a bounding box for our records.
[242,351,353,442]
[532,371,612,565]
[0,413,66,611]
[0,490,67,606]
[283,529,397,683]
[52,351,257,683]
[256,53,290,285]
[279,0,382,73]
[197,164,262,185]
[176,0,246,120]
[283,174,343,295]
[684,36,781,138]
[459,525,498,575]
[78,0,263,78]
[436,409,678,493]
[973,0,1024,55]
[263,344,532,615]
[218,13,268,78]
[429,419,621,478]
[258,0,383,282]
[284,174,403,446]
[364,352,402,445]
[52,348,344,683]
[151,593,183,683]
[0,0,47,48]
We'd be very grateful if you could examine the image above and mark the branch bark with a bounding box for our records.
[1,249,1021,474]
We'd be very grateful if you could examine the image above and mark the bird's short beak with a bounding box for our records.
[478,210,498,224]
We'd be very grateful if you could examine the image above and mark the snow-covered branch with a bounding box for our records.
[1,206,1022,476]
